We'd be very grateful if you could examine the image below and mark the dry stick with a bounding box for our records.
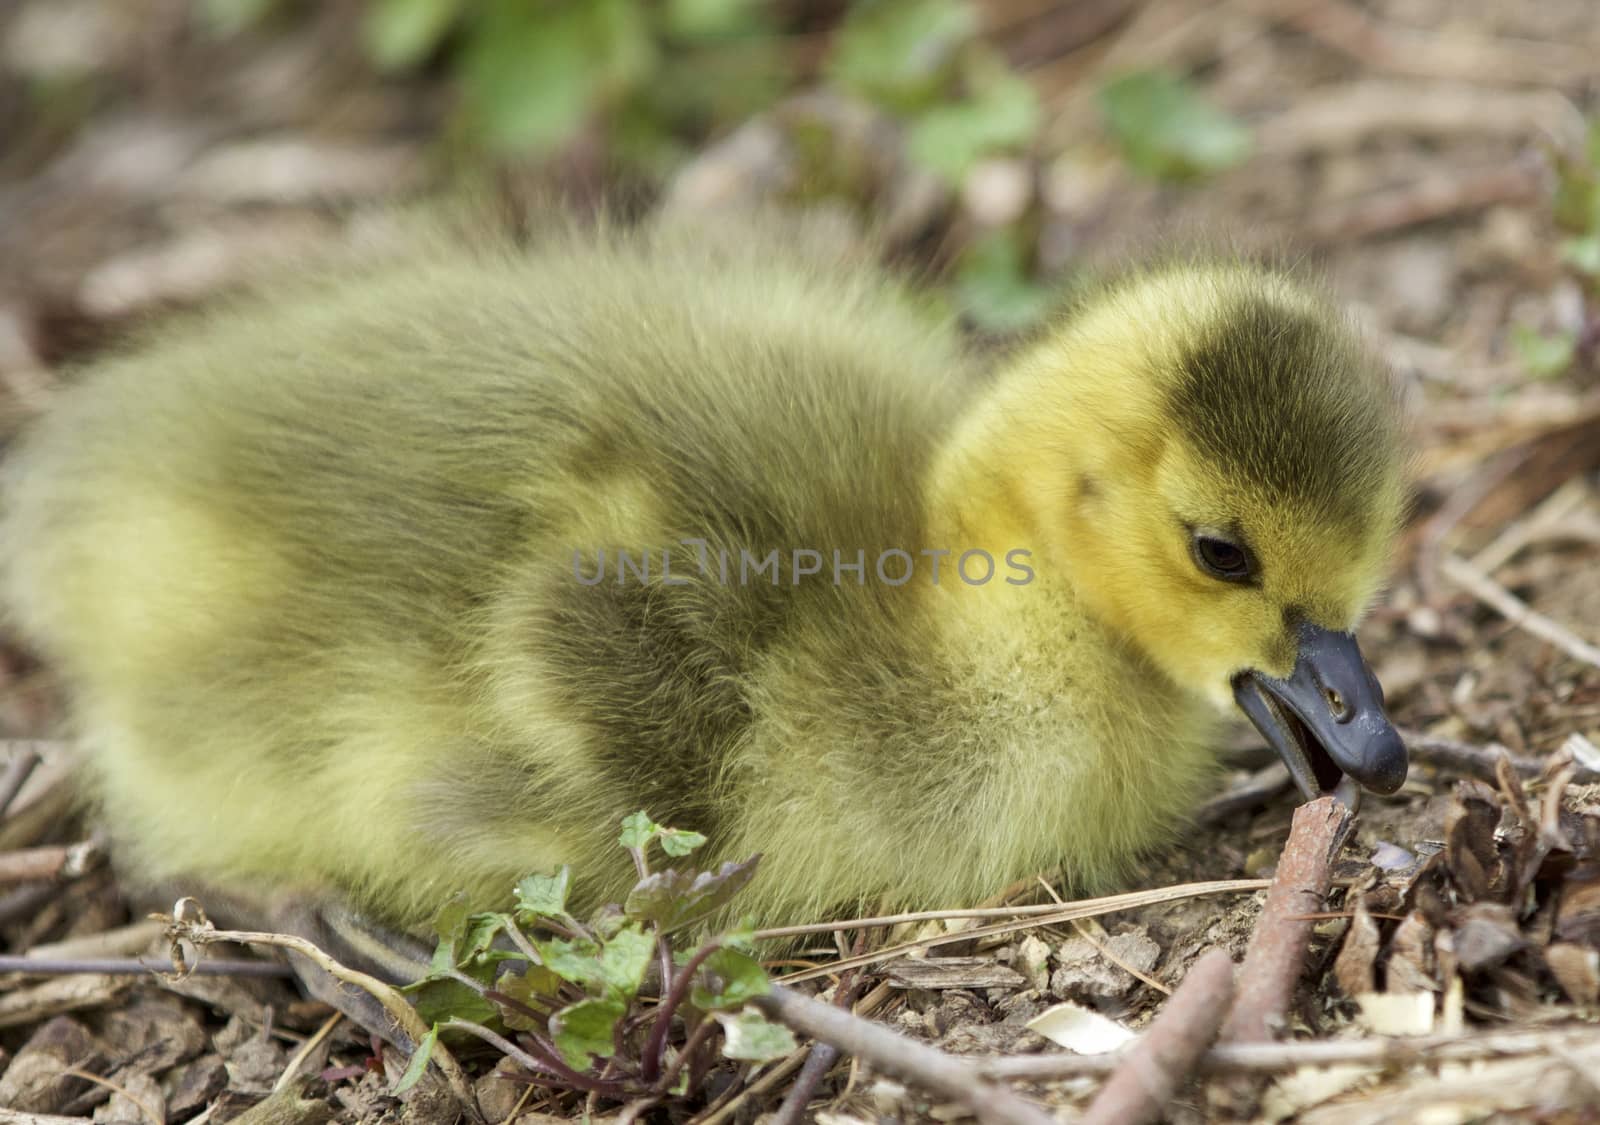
[0,841,102,885]
[978,1023,1600,1079]
[769,1044,839,1125]
[0,955,293,977]
[1220,796,1355,1043]
[773,879,1269,983]
[1405,732,1600,785]
[1441,553,1600,671]
[0,744,41,816]
[163,903,484,1123]
[1080,949,1237,1125]
[1308,162,1543,244]
[755,985,1054,1125]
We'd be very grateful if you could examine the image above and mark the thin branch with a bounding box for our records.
[1221,796,1355,1043]
[0,744,42,816]
[755,985,1054,1125]
[161,901,483,1122]
[0,955,293,977]
[773,879,1270,983]
[769,1043,839,1125]
[978,1023,1600,1078]
[275,1011,344,1093]
[1405,732,1600,785]
[1441,553,1600,670]
[1081,949,1237,1125]
[59,1067,162,1125]
[1036,875,1172,996]
[0,840,102,885]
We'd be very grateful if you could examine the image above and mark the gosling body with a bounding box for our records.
[0,218,1403,930]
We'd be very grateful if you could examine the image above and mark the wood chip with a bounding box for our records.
[883,957,1026,991]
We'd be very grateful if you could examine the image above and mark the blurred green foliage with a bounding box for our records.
[1514,118,1600,379]
[195,0,1258,334]
[1098,69,1251,182]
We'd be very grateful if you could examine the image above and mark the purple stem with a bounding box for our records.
[639,940,721,1085]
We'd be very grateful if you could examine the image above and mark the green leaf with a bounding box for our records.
[665,0,764,40]
[589,902,629,940]
[514,868,572,920]
[460,912,510,965]
[200,0,279,35]
[619,810,660,850]
[551,997,626,1069]
[690,947,770,1011]
[534,936,606,990]
[828,0,975,112]
[1562,233,1600,277]
[409,976,500,1028]
[717,1008,796,1061]
[906,71,1039,183]
[658,828,709,857]
[492,965,565,1031]
[598,925,655,999]
[1098,69,1252,182]
[955,230,1056,333]
[459,0,655,155]
[624,855,761,932]
[429,891,473,972]
[364,0,465,70]
[1510,323,1578,379]
[393,1025,438,1094]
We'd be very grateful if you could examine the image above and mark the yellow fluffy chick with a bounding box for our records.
[0,216,1407,940]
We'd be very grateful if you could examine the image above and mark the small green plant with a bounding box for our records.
[199,0,784,171]
[400,811,792,1105]
[826,0,1040,186]
[1513,118,1600,379]
[1097,69,1252,183]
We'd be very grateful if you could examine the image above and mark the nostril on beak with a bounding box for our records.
[1324,686,1350,722]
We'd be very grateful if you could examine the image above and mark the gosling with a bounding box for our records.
[0,216,1407,940]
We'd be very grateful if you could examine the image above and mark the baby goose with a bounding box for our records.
[0,216,1407,941]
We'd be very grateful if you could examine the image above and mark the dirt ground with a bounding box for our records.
[1,1,1599,1122]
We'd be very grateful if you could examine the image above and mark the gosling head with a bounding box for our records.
[972,261,1409,801]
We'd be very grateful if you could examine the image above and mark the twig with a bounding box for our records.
[769,1043,839,1125]
[1036,876,1172,996]
[1441,553,1600,670]
[0,744,41,816]
[978,1023,1600,1078]
[0,841,103,885]
[1308,162,1543,244]
[690,1051,809,1125]
[1405,732,1600,785]
[1471,477,1591,575]
[1221,796,1355,1043]
[0,955,293,977]
[275,1011,344,1093]
[162,900,483,1122]
[1193,763,1294,825]
[755,985,1054,1125]
[1080,949,1236,1125]
[59,1067,161,1125]
[773,879,1270,983]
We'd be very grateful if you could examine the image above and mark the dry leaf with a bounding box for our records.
[1024,1002,1136,1054]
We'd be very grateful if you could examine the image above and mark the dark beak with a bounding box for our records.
[1231,622,1407,802]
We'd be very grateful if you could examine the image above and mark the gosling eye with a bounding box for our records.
[1190,532,1257,584]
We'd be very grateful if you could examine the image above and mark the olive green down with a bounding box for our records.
[0,215,1406,932]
